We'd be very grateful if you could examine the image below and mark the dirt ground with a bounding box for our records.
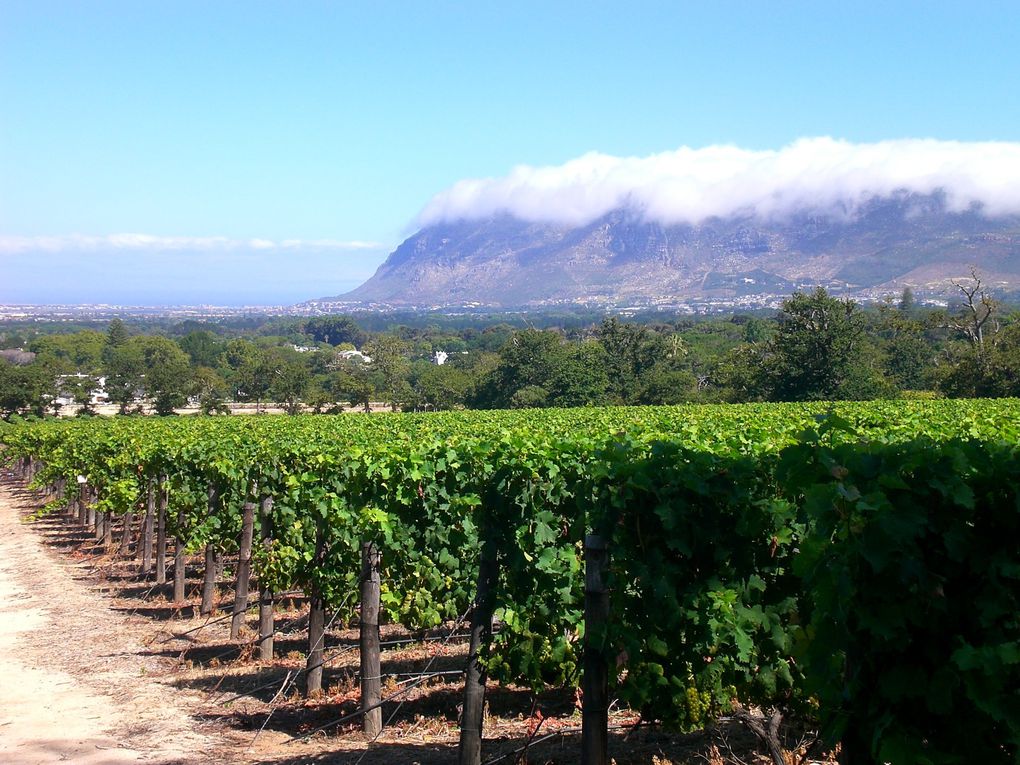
[55,401,394,417]
[0,475,829,765]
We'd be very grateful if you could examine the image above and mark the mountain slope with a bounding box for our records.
[331,195,1020,307]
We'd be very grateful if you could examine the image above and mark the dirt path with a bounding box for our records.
[0,481,226,764]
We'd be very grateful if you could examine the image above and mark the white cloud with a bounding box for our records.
[418,137,1020,228]
[0,234,385,254]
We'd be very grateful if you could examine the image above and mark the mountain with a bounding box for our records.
[324,194,1020,309]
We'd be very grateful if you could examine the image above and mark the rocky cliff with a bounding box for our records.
[327,194,1020,308]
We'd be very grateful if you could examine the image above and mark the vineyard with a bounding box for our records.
[2,400,1020,764]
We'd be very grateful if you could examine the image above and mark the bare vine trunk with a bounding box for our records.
[230,500,256,639]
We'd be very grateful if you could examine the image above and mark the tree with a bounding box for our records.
[509,385,549,409]
[547,341,609,407]
[363,335,412,411]
[0,362,53,418]
[304,316,367,348]
[472,329,568,408]
[883,335,930,391]
[943,271,999,353]
[634,365,698,405]
[595,318,660,404]
[746,288,889,401]
[742,317,771,344]
[898,286,916,313]
[178,330,224,368]
[875,303,932,391]
[63,374,101,415]
[190,366,230,414]
[270,357,311,415]
[105,318,129,350]
[334,369,374,412]
[408,361,471,411]
[104,339,147,414]
[303,382,338,414]
[225,339,272,412]
[140,337,192,415]
[31,331,106,373]
[932,271,1005,396]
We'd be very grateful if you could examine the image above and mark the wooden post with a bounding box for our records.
[230,499,256,639]
[173,505,187,603]
[56,479,67,516]
[581,534,609,765]
[118,510,135,556]
[141,480,155,574]
[199,485,219,615]
[155,478,168,585]
[94,507,104,542]
[86,492,95,529]
[258,495,275,661]
[77,492,87,526]
[200,545,218,615]
[360,542,382,738]
[102,508,113,548]
[305,524,327,697]
[458,539,498,765]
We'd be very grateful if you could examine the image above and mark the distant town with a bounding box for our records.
[0,288,956,324]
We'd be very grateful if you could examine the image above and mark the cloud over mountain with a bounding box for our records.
[418,138,1020,228]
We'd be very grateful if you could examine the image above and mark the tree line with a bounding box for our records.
[2,279,1018,419]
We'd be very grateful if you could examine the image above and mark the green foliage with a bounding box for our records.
[363,334,412,411]
[474,329,615,408]
[191,366,230,414]
[105,318,129,349]
[595,318,661,404]
[62,373,101,415]
[104,338,147,413]
[177,330,224,368]
[761,288,887,401]
[784,434,1020,763]
[268,353,311,414]
[899,286,916,313]
[224,339,272,408]
[5,397,1020,760]
[303,315,366,348]
[0,362,54,418]
[589,444,802,729]
[30,330,106,373]
[139,336,192,415]
[407,361,471,411]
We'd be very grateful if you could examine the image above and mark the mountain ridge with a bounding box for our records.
[318,193,1020,309]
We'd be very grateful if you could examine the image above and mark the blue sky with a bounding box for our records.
[2,1,1019,304]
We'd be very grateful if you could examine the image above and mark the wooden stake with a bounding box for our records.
[199,485,219,615]
[360,541,382,738]
[582,534,609,765]
[258,495,275,661]
[155,477,168,585]
[102,509,113,548]
[305,524,327,697]
[118,510,135,556]
[230,499,256,639]
[141,479,155,573]
[458,539,498,765]
[86,495,95,529]
[173,505,187,603]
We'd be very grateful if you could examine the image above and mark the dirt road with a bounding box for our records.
[0,481,221,764]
